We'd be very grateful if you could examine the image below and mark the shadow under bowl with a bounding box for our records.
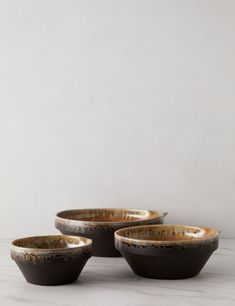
[11,235,92,286]
[115,224,219,279]
[55,208,167,257]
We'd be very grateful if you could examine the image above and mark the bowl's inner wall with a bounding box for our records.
[13,236,85,249]
[118,226,216,242]
[57,209,159,222]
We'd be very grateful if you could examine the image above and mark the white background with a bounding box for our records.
[0,0,234,238]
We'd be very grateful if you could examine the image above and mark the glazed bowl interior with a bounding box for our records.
[56,209,163,224]
[12,235,91,251]
[115,225,219,243]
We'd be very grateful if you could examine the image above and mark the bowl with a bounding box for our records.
[55,208,167,257]
[10,235,92,286]
[115,224,219,279]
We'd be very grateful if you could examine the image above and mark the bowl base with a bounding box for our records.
[15,258,88,286]
[121,250,213,279]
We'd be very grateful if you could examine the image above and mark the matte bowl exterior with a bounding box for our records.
[55,209,167,257]
[11,235,92,286]
[115,224,219,279]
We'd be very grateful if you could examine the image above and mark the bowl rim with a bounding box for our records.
[11,235,92,253]
[115,224,220,246]
[55,208,167,226]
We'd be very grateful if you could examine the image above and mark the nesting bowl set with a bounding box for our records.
[10,208,219,285]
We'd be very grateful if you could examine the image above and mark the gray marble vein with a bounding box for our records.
[0,239,235,306]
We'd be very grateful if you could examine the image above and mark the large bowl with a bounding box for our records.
[55,208,167,257]
[11,235,92,286]
[115,224,219,279]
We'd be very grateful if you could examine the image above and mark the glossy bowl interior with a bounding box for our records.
[115,224,219,279]
[56,208,165,224]
[115,224,219,244]
[11,235,90,251]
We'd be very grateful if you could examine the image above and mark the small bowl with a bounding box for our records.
[55,209,167,257]
[10,235,92,286]
[115,224,219,279]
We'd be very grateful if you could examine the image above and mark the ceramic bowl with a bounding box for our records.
[11,235,92,286]
[115,224,219,279]
[55,208,167,257]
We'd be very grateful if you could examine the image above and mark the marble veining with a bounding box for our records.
[0,238,235,306]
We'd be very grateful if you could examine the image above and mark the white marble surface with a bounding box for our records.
[1,238,235,306]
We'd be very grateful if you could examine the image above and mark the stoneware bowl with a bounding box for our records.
[10,235,92,286]
[115,224,219,279]
[55,209,167,257]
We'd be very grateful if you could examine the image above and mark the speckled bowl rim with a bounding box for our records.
[115,224,220,246]
[56,208,167,227]
[11,235,92,254]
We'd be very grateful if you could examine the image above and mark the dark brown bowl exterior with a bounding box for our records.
[115,225,219,279]
[11,235,92,286]
[55,209,167,257]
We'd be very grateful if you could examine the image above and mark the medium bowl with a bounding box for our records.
[11,235,92,286]
[115,224,219,279]
[55,208,167,257]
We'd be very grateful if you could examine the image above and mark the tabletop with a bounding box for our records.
[1,238,235,306]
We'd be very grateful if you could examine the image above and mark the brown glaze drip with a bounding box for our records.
[11,235,92,265]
